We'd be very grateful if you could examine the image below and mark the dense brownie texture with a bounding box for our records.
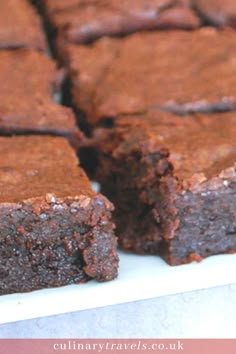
[0,136,118,295]
[0,49,79,139]
[0,0,47,51]
[43,0,200,46]
[64,28,236,127]
[193,0,236,26]
[90,111,236,265]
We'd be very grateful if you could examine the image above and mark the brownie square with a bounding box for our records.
[43,0,200,45]
[0,0,47,51]
[64,28,236,128]
[0,136,118,295]
[0,49,78,139]
[193,0,236,26]
[91,111,236,265]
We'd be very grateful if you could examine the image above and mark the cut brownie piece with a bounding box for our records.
[64,28,236,127]
[43,0,200,46]
[0,49,78,140]
[0,0,47,51]
[90,111,236,265]
[193,0,236,26]
[0,136,118,295]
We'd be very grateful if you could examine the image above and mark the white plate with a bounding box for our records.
[0,252,236,324]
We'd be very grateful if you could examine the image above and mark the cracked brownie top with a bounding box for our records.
[64,28,236,125]
[44,0,200,44]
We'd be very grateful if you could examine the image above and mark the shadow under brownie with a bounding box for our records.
[91,111,236,265]
[0,136,118,295]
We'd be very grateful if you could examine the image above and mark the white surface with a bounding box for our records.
[0,252,236,325]
[1,284,236,338]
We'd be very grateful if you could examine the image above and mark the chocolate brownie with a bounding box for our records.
[193,0,236,26]
[43,0,200,46]
[0,0,47,51]
[0,49,78,140]
[0,136,118,295]
[63,28,236,127]
[89,111,236,265]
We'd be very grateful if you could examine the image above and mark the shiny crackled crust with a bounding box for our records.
[63,29,236,127]
[43,0,200,46]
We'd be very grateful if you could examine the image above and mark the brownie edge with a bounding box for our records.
[91,111,236,265]
[0,136,118,295]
